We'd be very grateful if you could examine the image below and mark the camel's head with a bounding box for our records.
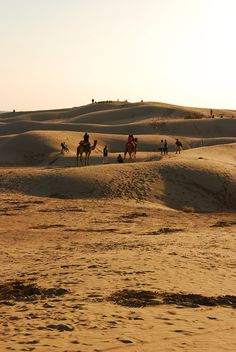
[92,140,98,150]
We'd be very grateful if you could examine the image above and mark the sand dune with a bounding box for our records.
[1,102,236,209]
[1,101,236,352]
[1,144,236,212]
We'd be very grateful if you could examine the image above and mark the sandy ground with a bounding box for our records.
[0,101,236,351]
[0,192,236,352]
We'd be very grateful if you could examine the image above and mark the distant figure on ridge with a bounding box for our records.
[103,145,109,164]
[164,139,168,155]
[175,138,183,154]
[159,139,164,155]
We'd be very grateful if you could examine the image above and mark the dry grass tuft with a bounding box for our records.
[107,289,236,308]
[0,281,68,304]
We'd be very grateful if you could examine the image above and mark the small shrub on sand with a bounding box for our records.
[182,206,195,213]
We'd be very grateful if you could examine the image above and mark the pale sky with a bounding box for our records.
[0,0,235,111]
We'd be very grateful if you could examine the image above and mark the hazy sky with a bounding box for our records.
[1,0,235,111]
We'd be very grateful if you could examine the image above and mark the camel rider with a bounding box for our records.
[127,134,135,148]
[83,132,89,144]
[79,132,91,146]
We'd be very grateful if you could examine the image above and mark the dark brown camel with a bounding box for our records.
[124,139,138,160]
[76,140,97,166]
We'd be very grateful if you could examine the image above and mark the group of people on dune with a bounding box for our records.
[159,138,183,155]
[60,132,183,162]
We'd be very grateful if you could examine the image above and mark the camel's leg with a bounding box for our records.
[87,152,91,165]
[80,154,83,166]
[124,151,127,160]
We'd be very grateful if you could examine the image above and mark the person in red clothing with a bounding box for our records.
[127,134,135,147]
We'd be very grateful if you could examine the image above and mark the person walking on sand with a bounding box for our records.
[60,141,69,154]
[102,145,109,164]
[159,139,164,155]
[175,138,182,154]
[164,139,168,155]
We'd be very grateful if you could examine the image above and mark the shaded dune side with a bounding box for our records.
[1,157,236,211]
[0,131,60,165]
[0,130,89,166]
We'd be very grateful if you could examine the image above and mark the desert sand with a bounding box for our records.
[0,101,236,352]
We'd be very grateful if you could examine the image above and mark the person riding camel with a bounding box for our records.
[80,132,90,146]
[127,134,135,147]
[83,133,89,144]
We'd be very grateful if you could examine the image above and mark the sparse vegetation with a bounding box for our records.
[107,289,236,308]
[182,206,195,213]
[0,281,68,303]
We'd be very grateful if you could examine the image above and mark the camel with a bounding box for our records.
[124,138,138,160]
[76,140,97,166]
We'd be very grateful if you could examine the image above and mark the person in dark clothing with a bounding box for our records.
[103,145,109,163]
[117,154,124,163]
[175,138,182,154]
[159,139,164,155]
[60,142,69,154]
[83,133,89,144]
[164,139,168,155]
